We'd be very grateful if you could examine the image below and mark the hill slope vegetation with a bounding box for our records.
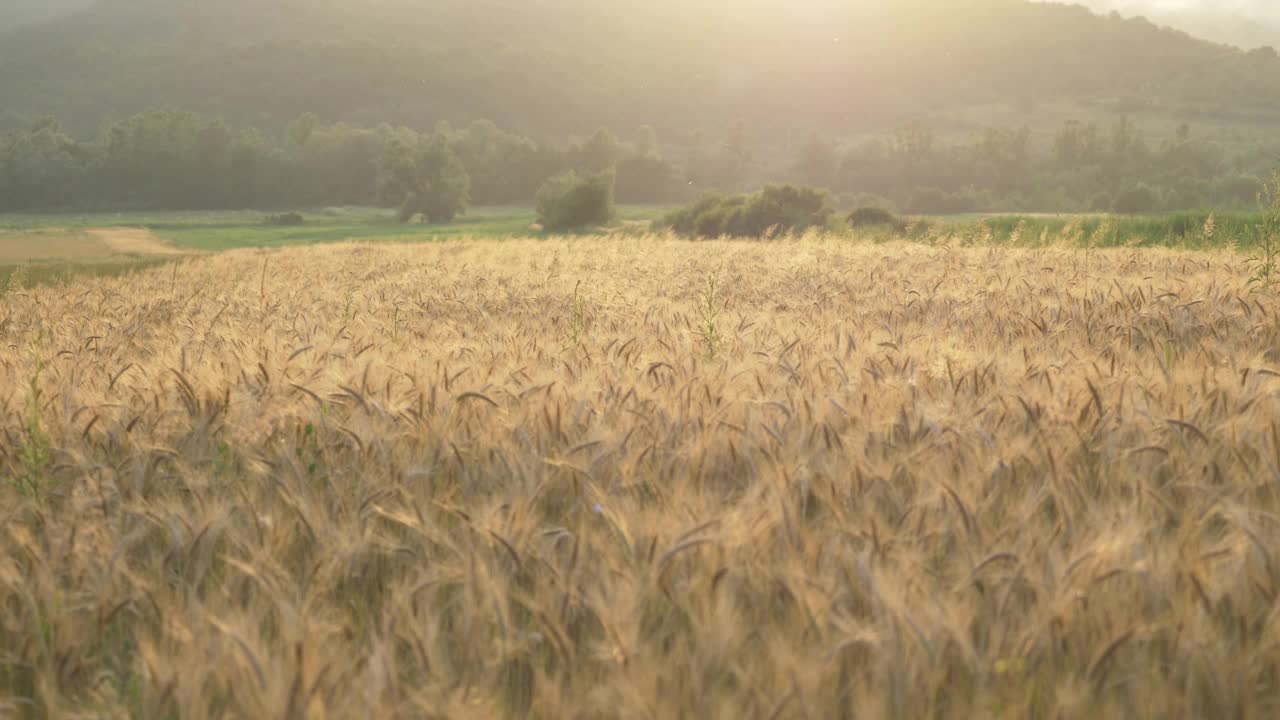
[3,0,1279,139]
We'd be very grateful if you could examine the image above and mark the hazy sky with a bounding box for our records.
[1086,0,1277,12]
[1080,0,1280,22]
[1065,0,1280,46]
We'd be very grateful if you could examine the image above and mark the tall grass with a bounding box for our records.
[1,237,1278,718]
[957,211,1265,248]
[0,258,176,291]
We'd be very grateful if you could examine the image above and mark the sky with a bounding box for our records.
[1070,1,1278,22]
[1101,0,1280,19]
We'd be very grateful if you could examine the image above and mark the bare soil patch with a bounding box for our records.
[87,227,188,256]
[0,228,112,262]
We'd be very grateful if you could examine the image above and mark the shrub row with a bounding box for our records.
[661,185,831,238]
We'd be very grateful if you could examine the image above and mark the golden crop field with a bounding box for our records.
[3,237,1280,719]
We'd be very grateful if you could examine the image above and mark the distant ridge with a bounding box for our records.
[2,0,1278,138]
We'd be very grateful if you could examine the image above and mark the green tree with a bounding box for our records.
[1112,183,1159,215]
[379,131,470,223]
[536,168,616,232]
[455,119,564,205]
[1,116,87,209]
[615,152,677,203]
[569,129,622,174]
[288,112,319,148]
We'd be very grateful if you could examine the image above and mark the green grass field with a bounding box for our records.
[0,205,671,251]
[0,204,1270,291]
[843,210,1268,251]
[147,207,541,250]
[0,205,670,288]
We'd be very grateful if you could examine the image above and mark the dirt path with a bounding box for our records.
[87,228,189,256]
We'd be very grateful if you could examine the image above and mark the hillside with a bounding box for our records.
[2,0,1279,141]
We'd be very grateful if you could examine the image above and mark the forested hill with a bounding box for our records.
[1,0,1279,140]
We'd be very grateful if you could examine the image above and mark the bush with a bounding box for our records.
[266,212,305,226]
[663,184,831,238]
[536,169,617,232]
[1112,183,1159,215]
[615,153,678,204]
[847,206,901,228]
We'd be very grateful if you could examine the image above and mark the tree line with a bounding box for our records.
[0,109,685,214]
[0,107,1275,216]
[799,118,1274,215]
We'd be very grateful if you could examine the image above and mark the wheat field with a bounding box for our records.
[2,237,1280,718]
